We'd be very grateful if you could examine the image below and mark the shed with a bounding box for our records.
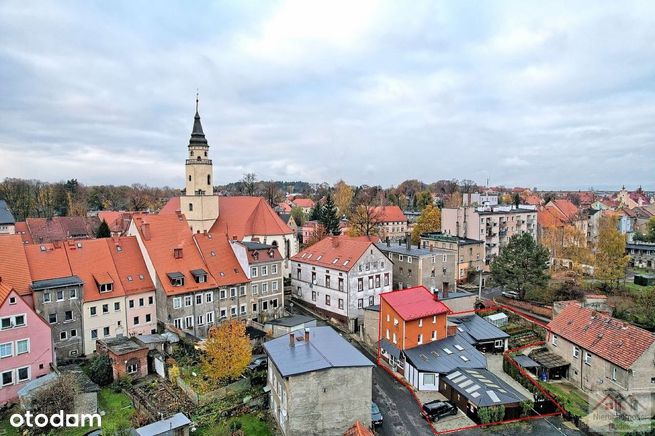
[484,312,508,328]
[132,413,192,436]
[264,314,316,338]
[634,274,655,286]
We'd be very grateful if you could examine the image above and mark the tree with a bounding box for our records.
[308,201,322,221]
[319,194,341,235]
[30,374,78,433]
[88,354,114,386]
[290,206,305,226]
[348,202,381,237]
[333,180,354,216]
[491,233,550,299]
[262,181,283,206]
[512,192,521,208]
[595,215,629,289]
[415,191,433,211]
[541,225,592,270]
[96,220,111,238]
[634,217,655,242]
[445,191,461,208]
[411,205,441,244]
[240,173,257,196]
[202,320,252,384]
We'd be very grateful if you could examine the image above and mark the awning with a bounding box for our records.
[514,354,540,369]
[190,269,207,278]
[167,272,185,280]
[379,338,401,360]
[529,349,570,369]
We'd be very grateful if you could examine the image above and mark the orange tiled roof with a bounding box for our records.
[107,236,155,295]
[550,199,579,221]
[14,222,33,244]
[523,194,542,206]
[132,214,218,296]
[292,198,315,208]
[277,203,293,213]
[291,235,377,272]
[381,286,450,321]
[537,208,564,228]
[0,280,15,306]
[194,233,249,287]
[343,421,375,436]
[0,235,33,296]
[371,205,407,223]
[24,243,73,282]
[65,239,126,302]
[547,303,655,370]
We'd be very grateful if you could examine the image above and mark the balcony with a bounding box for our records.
[186,158,212,165]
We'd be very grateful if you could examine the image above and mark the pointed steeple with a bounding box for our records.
[189,93,208,147]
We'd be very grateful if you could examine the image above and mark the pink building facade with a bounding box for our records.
[0,283,53,405]
[125,290,157,336]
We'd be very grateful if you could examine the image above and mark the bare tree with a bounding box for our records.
[241,173,257,196]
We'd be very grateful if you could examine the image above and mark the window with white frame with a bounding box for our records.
[173,297,182,309]
[252,284,259,295]
[1,370,13,386]
[584,351,592,366]
[43,292,51,303]
[551,334,558,346]
[573,347,580,358]
[16,339,29,355]
[418,319,423,327]
[239,286,246,296]
[184,296,192,307]
[262,265,268,276]
[220,309,227,319]
[184,316,193,329]
[431,331,437,341]
[206,292,213,303]
[262,283,269,294]
[195,294,202,305]
[0,342,12,358]
[272,264,278,274]
[220,289,227,299]
[272,281,278,291]
[230,287,237,297]
[206,312,214,324]
[174,319,182,329]
[417,334,423,344]
[251,267,258,277]
[16,366,30,382]
[197,314,204,326]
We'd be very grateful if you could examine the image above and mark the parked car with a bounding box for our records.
[421,400,457,422]
[247,355,268,371]
[501,290,520,300]
[371,402,383,427]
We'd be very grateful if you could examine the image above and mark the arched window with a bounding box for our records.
[204,151,207,157]
[207,175,211,185]
[189,203,193,211]
[197,156,201,160]
[188,175,192,182]
[190,151,194,156]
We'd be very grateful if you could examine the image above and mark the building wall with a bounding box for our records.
[362,309,379,345]
[97,344,149,380]
[269,363,372,436]
[379,299,447,350]
[377,221,407,241]
[82,296,127,356]
[0,292,53,404]
[440,295,476,313]
[0,224,16,235]
[125,291,157,336]
[381,248,456,291]
[249,260,284,322]
[180,194,219,234]
[628,243,655,270]
[33,285,84,362]
[243,234,299,277]
[420,237,485,283]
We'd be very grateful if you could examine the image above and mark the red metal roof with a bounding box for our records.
[291,235,378,272]
[380,286,450,321]
[547,303,655,369]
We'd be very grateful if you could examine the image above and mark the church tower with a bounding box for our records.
[180,96,219,233]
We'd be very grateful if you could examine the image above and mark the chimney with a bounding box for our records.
[446,324,458,337]
[332,237,339,248]
[443,287,449,298]
[141,223,151,241]
[406,235,411,251]
[289,333,295,347]
[386,236,390,247]
[304,328,310,342]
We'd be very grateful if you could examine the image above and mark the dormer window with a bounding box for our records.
[94,273,114,293]
[167,272,185,287]
[191,269,208,284]
[99,283,113,293]
[174,248,183,259]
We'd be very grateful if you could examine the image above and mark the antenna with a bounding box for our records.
[195,89,199,113]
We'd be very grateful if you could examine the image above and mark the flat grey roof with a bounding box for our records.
[379,338,400,360]
[404,333,486,374]
[420,232,483,246]
[265,314,315,327]
[514,355,540,369]
[364,304,380,312]
[444,368,528,407]
[450,314,509,343]
[375,242,449,256]
[134,413,191,435]
[436,289,474,300]
[264,326,373,377]
[32,276,83,291]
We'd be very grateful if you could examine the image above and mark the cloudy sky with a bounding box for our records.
[1,1,654,190]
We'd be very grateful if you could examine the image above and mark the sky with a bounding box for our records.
[1,1,654,191]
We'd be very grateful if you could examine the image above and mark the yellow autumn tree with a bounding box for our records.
[445,191,461,208]
[333,180,354,216]
[594,215,629,289]
[542,225,593,269]
[201,320,252,384]
[411,204,441,244]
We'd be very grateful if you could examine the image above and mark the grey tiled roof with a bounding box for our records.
[403,333,486,374]
[450,314,509,343]
[264,326,373,377]
[0,200,15,225]
[443,368,528,407]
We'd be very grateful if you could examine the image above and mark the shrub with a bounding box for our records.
[478,405,505,423]
[88,354,114,386]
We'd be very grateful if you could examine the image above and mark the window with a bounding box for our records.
[0,342,12,358]
[139,298,144,307]
[220,309,227,319]
[1,315,26,330]
[368,276,374,289]
[148,296,154,305]
[102,304,109,314]
[358,278,363,291]
[60,330,67,340]
[398,255,404,261]
[129,299,135,308]
[311,272,317,284]
[230,287,237,297]
[369,296,374,306]
[195,294,202,305]
[173,297,182,309]
[99,283,113,293]
[70,289,77,299]
[407,256,413,264]
[431,331,437,341]
[262,283,268,294]
[91,329,98,339]
[103,326,110,337]
[207,174,211,185]
[418,334,423,344]
[220,289,226,299]
[392,333,397,344]
[551,334,558,346]
[206,312,214,324]
[49,313,57,324]
[584,352,592,366]
[43,292,51,303]
[325,275,331,288]
[56,290,64,301]
[14,315,25,327]
[184,295,192,307]
[2,370,13,386]
[611,366,617,382]
[418,319,423,327]
[252,284,259,295]
[311,291,316,302]
[272,298,278,308]
[133,316,140,325]
[64,310,73,322]
[70,329,77,337]
[206,292,213,303]
[240,286,246,296]
[126,361,138,374]
[423,373,435,385]
[197,314,204,326]
[184,316,193,329]
[272,264,278,274]
[386,329,390,339]
[262,265,268,276]
[240,304,247,314]
[573,347,580,359]
[272,281,279,292]
[384,273,389,286]
[325,295,331,306]
[114,302,120,311]
[230,306,237,315]
[251,267,258,277]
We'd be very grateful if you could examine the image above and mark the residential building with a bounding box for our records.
[264,326,373,436]
[193,232,252,325]
[362,305,379,345]
[97,211,142,237]
[441,205,538,263]
[376,239,457,292]
[627,241,655,270]
[301,220,323,245]
[0,281,53,405]
[231,241,284,322]
[370,206,407,241]
[433,289,476,313]
[20,216,101,244]
[66,239,128,355]
[547,303,655,417]
[291,235,393,332]
[615,186,652,209]
[419,232,485,284]
[96,336,149,380]
[278,213,299,237]
[462,193,498,207]
[290,197,315,215]
[24,243,85,361]
[0,235,34,307]
[108,236,157,336]
[0,200,16,234]
[538,199,589,244]
[128,214,220,339]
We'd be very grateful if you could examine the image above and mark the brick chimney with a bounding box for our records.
[446,324,458,337]
[304,328,310,342]
[289,332,295,347]
[141,223,151,241]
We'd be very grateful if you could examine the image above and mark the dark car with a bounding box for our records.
[371,402,383,427]
[247,355,268,371]
[421,400,458,422]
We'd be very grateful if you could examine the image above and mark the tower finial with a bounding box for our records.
[195,89,199,114]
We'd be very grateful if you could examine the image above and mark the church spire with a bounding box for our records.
[189,93,208,147]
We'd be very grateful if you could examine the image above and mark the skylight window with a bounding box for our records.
[460,355,470,362]
[343,260,349,266]
[211,250,216,256]
[332,258,339,264]
[454,344,464,351]
[443,348,453,355]
[316,255,322,261]
[307,254,312,259]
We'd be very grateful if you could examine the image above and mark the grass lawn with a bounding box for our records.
[195,413,273,436]
[540,382,589,418]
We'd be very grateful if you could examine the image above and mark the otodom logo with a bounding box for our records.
[10,411,102,429]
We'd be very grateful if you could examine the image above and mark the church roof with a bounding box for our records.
[189,100,208,147]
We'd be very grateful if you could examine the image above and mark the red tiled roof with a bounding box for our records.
[14,222,33,244]
[194,233,249,287]
[292,198,315,208]
[523,195,542,206]
[371,206,407,223]
[98,211,138,234]
[277,203,292,213]
[160,196,292,239]
[381,286,450,321]
[0,235,33,296]
[132,214,218,296]
[343,421,375,436]
[0,280,15,306]
[24,243,73,282]
[538,208,564,228]
[26,217,101,243]
[242,243,283,265]
[550,199,580,221]
[547,303,655,369]
[107,236,155,295]
[66,239,126,302]
[291,235,377,272]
